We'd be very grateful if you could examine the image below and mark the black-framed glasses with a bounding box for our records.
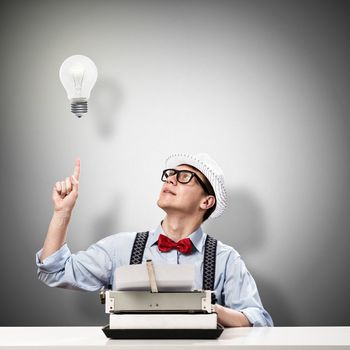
[161,168,210,194]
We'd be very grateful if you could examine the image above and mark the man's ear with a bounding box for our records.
[200,195,216,210]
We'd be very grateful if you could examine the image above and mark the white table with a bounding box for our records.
[0,327,349,349]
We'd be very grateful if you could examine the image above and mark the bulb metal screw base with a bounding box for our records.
[71,101,88,118]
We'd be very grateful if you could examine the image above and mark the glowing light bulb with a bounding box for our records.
[59,55,98,118]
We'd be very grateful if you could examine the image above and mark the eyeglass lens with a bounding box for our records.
[162,169,193,184]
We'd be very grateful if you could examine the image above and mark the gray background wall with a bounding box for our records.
[0,0,349,326]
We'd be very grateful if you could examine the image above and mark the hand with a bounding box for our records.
[214,304,252,327]
[52,159,80,214]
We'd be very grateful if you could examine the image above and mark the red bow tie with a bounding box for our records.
[158,234,193,255]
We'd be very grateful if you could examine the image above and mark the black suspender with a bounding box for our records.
[129,231,218,291]
[129,231,149,265]
[202,235,218,291]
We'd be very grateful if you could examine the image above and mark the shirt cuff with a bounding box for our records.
[36,244,71,273]
[240,307,273,327]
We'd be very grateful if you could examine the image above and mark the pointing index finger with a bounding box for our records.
[73,158,81,181]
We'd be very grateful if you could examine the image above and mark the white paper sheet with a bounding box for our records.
[114,263,195,291]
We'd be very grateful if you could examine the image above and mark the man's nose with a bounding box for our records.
[166,174,177,185]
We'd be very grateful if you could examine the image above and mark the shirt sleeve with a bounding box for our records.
[36,236,115,292]
[222,252,274,327]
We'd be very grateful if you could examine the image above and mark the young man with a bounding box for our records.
[36,153,273,327]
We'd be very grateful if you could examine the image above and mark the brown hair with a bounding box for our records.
[202,176,216,222]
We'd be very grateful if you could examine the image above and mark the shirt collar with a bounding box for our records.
[149,221,206,253]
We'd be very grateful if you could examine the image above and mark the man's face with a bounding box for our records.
[157,164,210,217]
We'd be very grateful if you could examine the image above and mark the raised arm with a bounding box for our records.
[40,159,80,261]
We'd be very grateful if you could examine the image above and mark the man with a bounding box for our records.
[36,153,273,327]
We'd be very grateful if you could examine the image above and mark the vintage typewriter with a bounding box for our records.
[100,260,224,339]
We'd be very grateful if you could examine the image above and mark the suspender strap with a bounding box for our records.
[202,234,218,291]
[129,231,149,265]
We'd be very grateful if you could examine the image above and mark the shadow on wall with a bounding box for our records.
[90,77,123,139]
[205,188,297,326]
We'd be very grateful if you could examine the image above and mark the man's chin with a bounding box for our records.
[156,199,164,209]
[157,199,176,212]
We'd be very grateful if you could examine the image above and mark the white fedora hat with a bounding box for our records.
[165,153,227,219]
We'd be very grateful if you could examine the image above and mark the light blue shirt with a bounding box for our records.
[36,223,273,327]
